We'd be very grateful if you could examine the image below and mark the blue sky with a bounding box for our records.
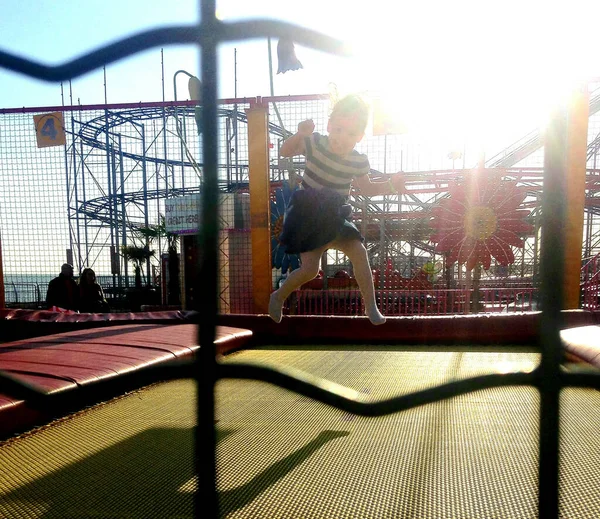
[2,0,600,145]
[1,0,599,279]
[0,0,357,108]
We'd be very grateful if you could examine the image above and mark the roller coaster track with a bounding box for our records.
[78,186,203,228]
[73,93,600,248]
[76,104,287,168]
[74,105,288,229]
[486,87,600,168]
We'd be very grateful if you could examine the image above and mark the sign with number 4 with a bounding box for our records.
[33,112,66,148]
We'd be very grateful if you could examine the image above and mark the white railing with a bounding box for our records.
[286,287,539,316]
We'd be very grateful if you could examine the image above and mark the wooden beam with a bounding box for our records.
[245,100,272,314]
[564,84,589,309]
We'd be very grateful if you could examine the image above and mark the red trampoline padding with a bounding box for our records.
[0,360,118,385]
[0,308,199,343]
[1,372,77,394]
[217,310,600,345]
[0,322,252,439]
[0,395,21,410]
[0,308,195,323]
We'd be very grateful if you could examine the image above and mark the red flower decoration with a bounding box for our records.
[429,170,533,270]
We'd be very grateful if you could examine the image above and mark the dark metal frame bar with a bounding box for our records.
[1,2,599,518]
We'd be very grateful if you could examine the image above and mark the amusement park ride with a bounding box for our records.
[2,11,600,519]
[19,81,600,315]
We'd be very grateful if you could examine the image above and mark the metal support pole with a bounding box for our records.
[69,110,82,272]
[79,121,90,269]
[196,1,219,516]
[538,103,568,519]
[234,48,240,186]
[118,134,127,288]
[174,69,196,191]
[64,82,80,272]
[110,146,120,281]
[65,84,75,268]
[105,127,116,289]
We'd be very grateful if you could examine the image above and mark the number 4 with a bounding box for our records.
[33,112,66,148]
[40,118,58,140]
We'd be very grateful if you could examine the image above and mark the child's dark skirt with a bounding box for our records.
[279,186,364,254]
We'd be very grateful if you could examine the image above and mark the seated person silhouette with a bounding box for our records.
[46,263,79,311]
[79,268,110,313]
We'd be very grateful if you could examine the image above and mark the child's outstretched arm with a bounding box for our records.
[353,172,405,197]
[280,119,315,157]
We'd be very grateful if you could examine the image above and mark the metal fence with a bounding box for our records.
[3,90,600,313]
[1,5,600,518]
[3,97,600,314]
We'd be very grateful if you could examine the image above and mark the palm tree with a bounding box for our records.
[121,245,155,289]
[136,216,181,305]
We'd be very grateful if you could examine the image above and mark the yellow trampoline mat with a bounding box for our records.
[0,346,599,519]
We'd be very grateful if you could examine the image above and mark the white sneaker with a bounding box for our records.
[367,309,386,326]
[268,293,283,323]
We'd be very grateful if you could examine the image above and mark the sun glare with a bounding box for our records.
[217,0,599,156]
[344,3,597,157]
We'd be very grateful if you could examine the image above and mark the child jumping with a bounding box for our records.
[269,94,405,325]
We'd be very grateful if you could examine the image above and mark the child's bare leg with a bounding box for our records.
[333,238,385,325]
[269,248,325,323]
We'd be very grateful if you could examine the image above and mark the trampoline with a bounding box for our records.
[2,2,600,518]
[0,314,599,518]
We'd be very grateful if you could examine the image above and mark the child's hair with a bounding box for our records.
[330,94,370,133]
